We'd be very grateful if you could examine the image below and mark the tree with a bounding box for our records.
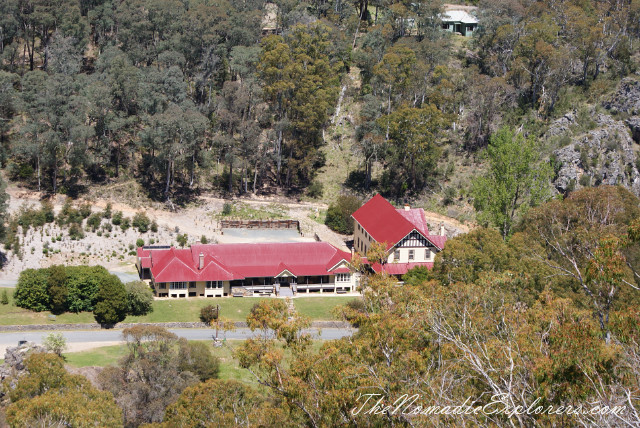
[42,332,67,357]
[365,241,388,264]
[125,280,154,316]
[98,326,199,426]
[132,212,151,233]
[93,274,128,325]
[177,233,188,247]
[160,379,269,427]
[6,354,121,428]
[14,268,50,311]
[324,195,362,234]
[258,23,342,188]
[472,127,552,239]
[47,265,68,315]
[519,186,640,338]
[377,104,446,192]
[64,266,110,313]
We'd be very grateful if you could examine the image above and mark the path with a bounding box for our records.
[0,327,355,356]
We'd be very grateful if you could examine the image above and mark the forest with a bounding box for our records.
[0,0,637,205]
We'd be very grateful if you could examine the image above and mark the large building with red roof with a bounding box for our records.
[136,195,447,297]
[351,194,447,276]
[137,242,355,298]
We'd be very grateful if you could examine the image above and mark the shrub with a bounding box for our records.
[1,289,8,305]
[443,186,457,206]
[42,332,67,356]
[177,233,188,247]
[136,238,145,248]
[125,281,154,316]
[111,211,123,225]
[200,305,219,324]
[325,195,363,235]
[102,202,112,219]
[307,181,324,199]
[120,217,131,231]
[222,202,232,216]
[132,212,151,233]
[178,341,220,381]
[86,213,102,231]
[150,220,158,233]
[93,274,128,325]
[78,202,92,218]
[200,235,208,244]
[68,223,84,240]
[579,174,591,187]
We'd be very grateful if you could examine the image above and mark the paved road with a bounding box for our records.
[0,328,354,355]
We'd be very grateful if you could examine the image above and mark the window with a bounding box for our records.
[169,282,186,289]
[158,283,166,289]
[206,281,223,289]
[394,250,400,261]
[425,249,431,260]
[189,282,196,289]
[336,273,351,282]
[442,23,449,29]
[408,250,415,261]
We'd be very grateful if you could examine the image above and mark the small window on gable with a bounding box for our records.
[425,249,431,259]
[394,250,400,261]
[408,250,415,261]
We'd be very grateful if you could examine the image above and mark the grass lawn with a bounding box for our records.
[64,340,328,385]
[65,342,257,384]
[293,296,356,320]
[0,288,356,325]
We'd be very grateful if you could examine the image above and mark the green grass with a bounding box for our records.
[215,201,288,220]
[64,344,128,367]
[64,340,329,385]
[65,341,257,384]
[293,296,356,320]
[0,288,354,325]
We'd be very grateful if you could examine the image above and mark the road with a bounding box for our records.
[0,327,354,356]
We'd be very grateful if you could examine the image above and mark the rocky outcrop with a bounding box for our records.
[551,114,640,195]
[0,341,46,401]
[627,116,640,144]
[603,78,640,115]
[545,111,576,139]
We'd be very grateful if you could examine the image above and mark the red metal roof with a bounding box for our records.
[371,262,434,275]
[352,194,447,250]
[145,242,352,283]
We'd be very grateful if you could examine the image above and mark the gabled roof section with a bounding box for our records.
[147,242,354,283]
[442,10,478,24]
[397,208,430,236]
[353,194,448,251]
[352,194,416,250]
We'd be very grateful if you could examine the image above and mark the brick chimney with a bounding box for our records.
[404,205,410,211]
[199,252,204,270]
